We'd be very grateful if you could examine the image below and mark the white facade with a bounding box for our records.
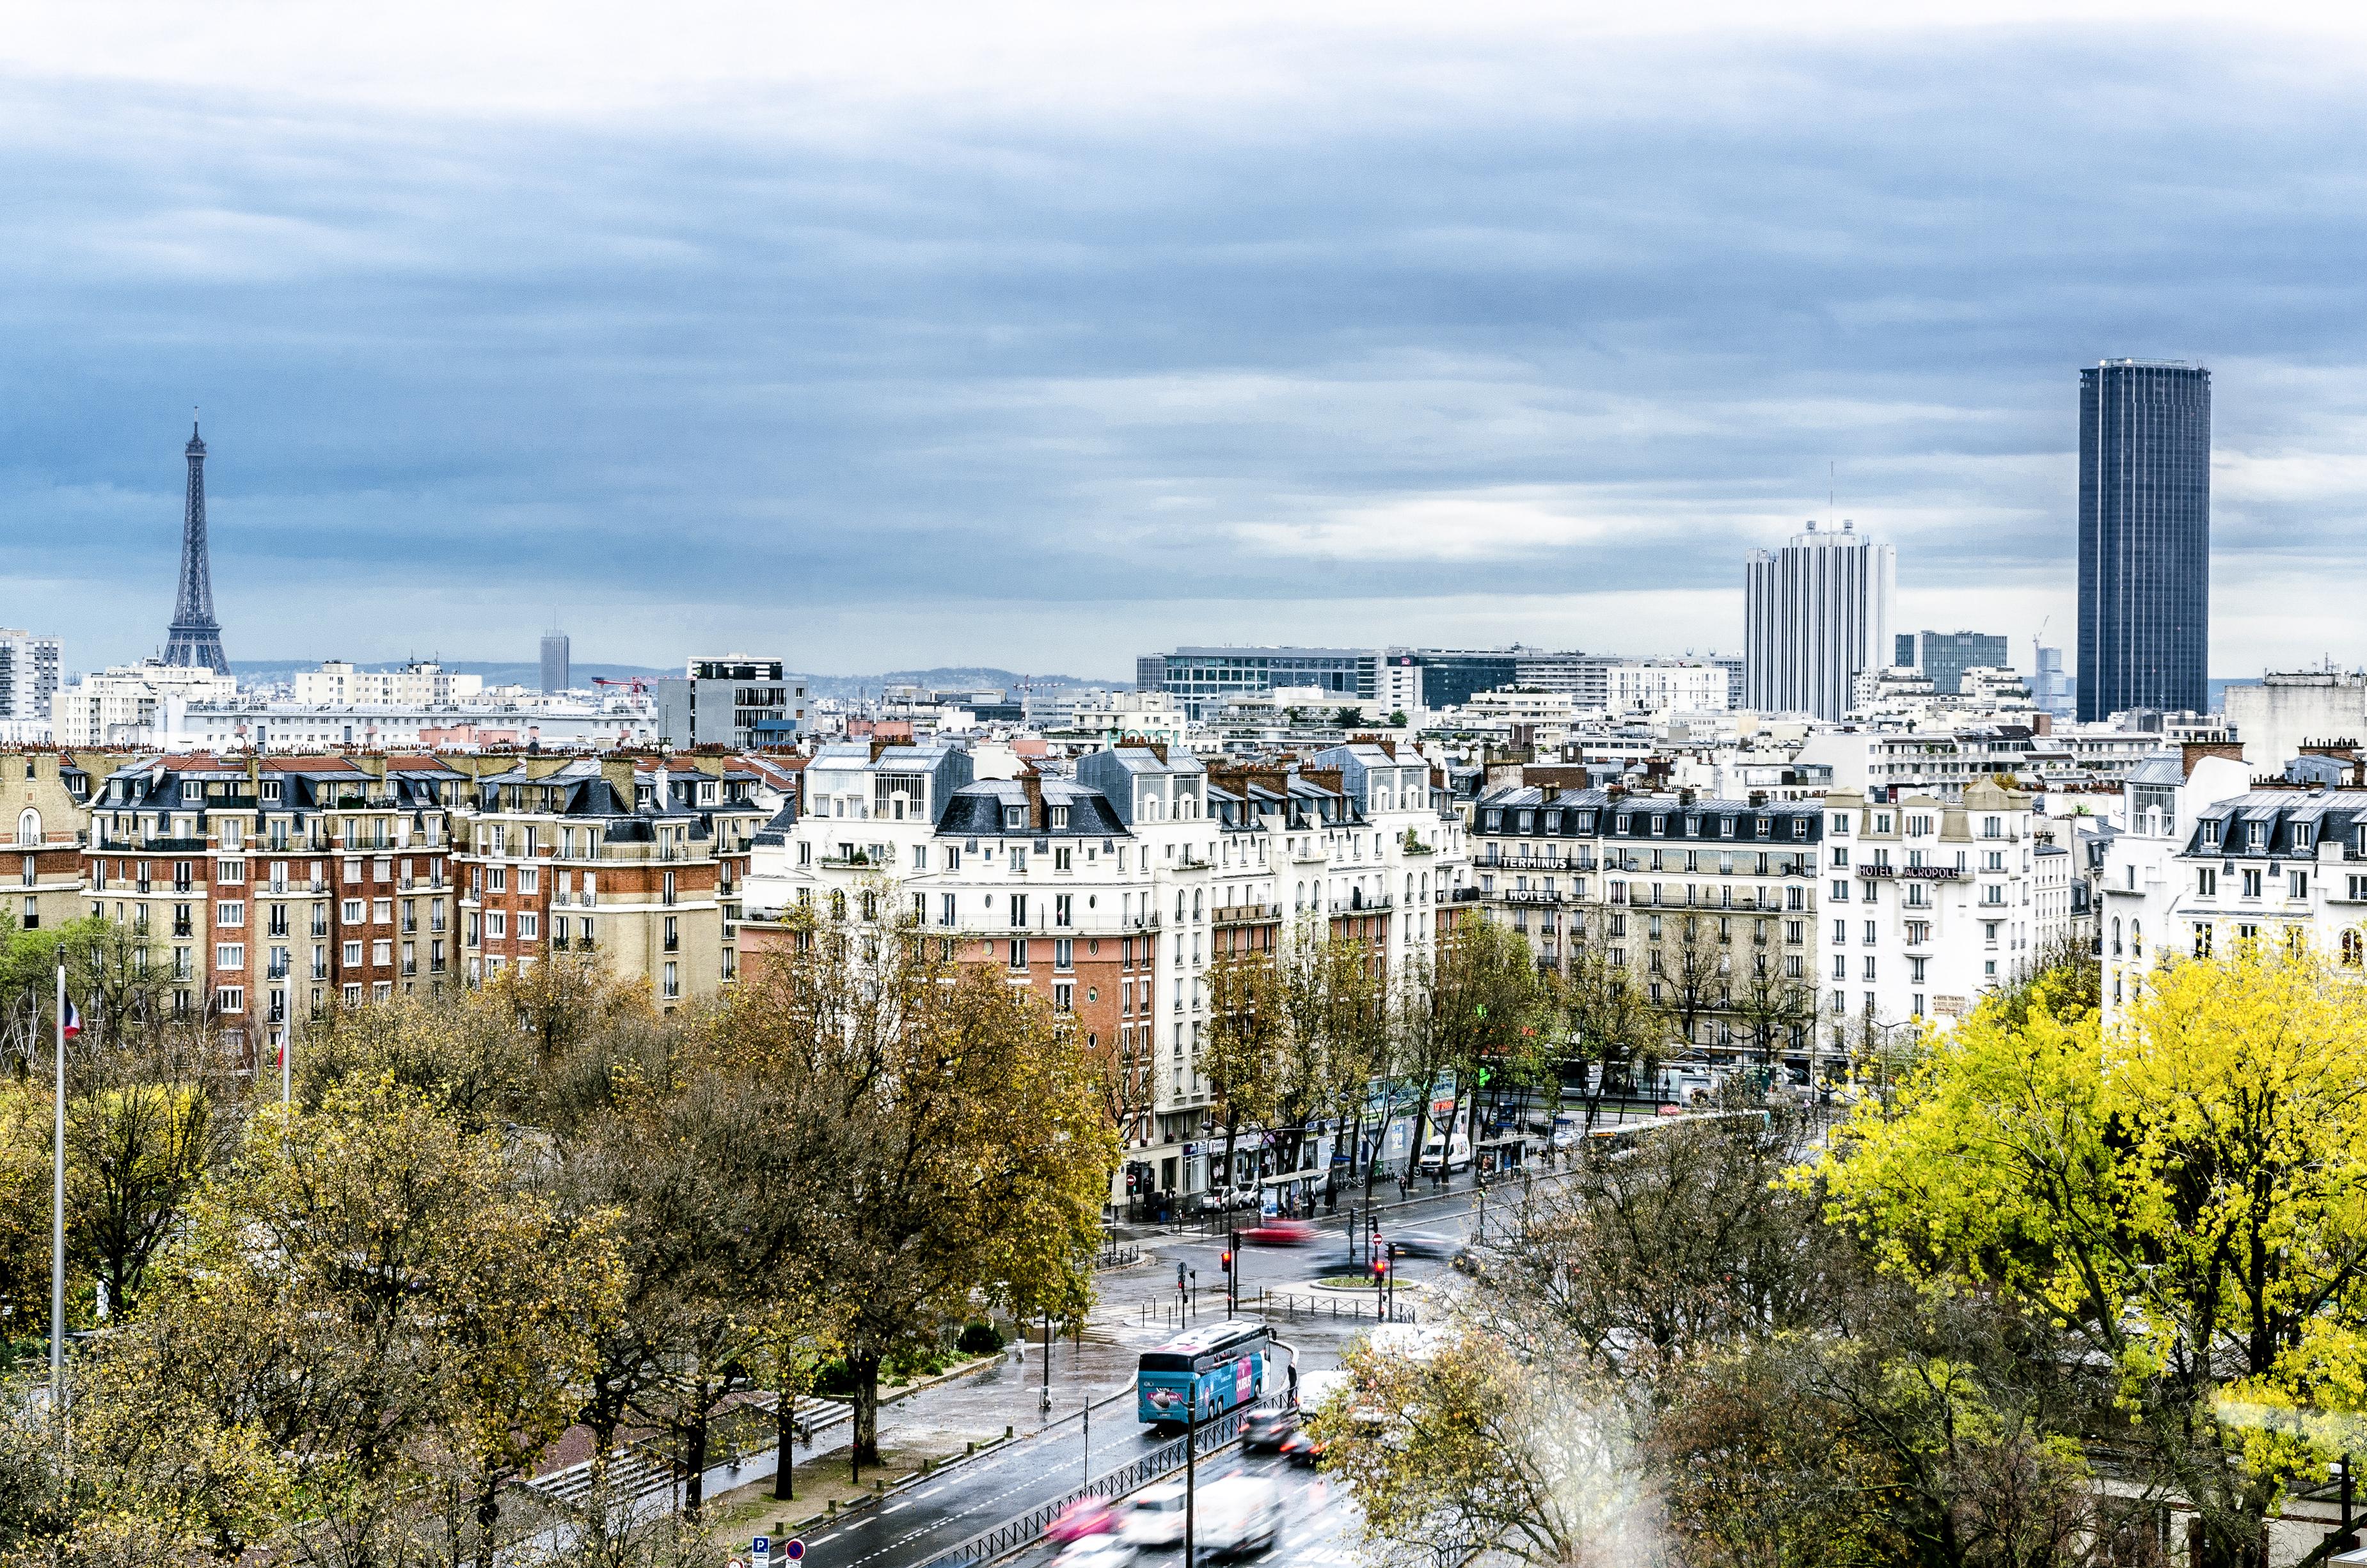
[1604,660,1729,716]
[159,699,651,752]
[742,741,1471,1194]
[1744,521,1896,721]
[2223,671,2367,776]
[55,662,239,747]
[295,660,483,706]
[1821,782,2071,1031]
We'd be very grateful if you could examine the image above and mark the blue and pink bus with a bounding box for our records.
[1136,1320,1273,1429]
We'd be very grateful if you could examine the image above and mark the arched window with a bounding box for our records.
[2345,930,2363,969]
[13,809,35,846]
[2131,921,2142,959]
[2111,917,2122,956]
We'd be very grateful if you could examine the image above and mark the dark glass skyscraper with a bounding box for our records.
[2077,360,2210,720]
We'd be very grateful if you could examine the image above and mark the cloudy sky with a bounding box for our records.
[8,2,2367,679]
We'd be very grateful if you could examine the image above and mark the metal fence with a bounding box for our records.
[919,1397,1280,1568]
[1247,1289,1418,1325]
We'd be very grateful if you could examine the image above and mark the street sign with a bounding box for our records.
[752,1536,771,1568]
[784,1542,805,1562]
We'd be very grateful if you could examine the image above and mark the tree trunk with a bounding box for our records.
[682,1404,711,1521]
[851,1351,883,1474]
[473,1469,500,1568]
[772,1390,798,1501]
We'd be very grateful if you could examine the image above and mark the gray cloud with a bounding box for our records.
[4,27,2366,675]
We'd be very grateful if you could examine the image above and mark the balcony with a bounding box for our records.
[1452,887,1482,903]
[1330,893,1395,915]
[1290,844,1329,864]
[1212,903,1279,926]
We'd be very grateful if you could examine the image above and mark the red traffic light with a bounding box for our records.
[1371,1258,1389,1277]
[1219,1251,1233,1274]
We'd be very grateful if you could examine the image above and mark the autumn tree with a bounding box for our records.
[66,1029,237,1320]
[1817,941,2367,1566]
[1202,945,1286,1200]
[1397,919,1546,1180]
[1559,943,1662,1128]
[29,1077,624,1566]
[1278,925,1393,1187]
[727,899,1113,1473]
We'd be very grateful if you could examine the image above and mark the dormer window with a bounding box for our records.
[181,780,202,803]
[1719,816,1736,838]
[1051,806,1070,830]
[1004,805,1026,830]
[1543,811,1561,832]
[1791,818,1809,840]
[1755,818,1771,839]
[1649,815,1666,835]
[261,780,282,803]
[1485,811,1503,832]
[2249,821,2267,850]
[2203,819,2224,849]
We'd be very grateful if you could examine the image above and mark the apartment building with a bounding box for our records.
[0,630,62,724]
[55,663,239,747]
[2091,746,2367,1026]
[447,754,772,1004]
[295,660,483,706]
[1820,779,2070,1033]
[3,744,771,1061]
[1469,782,1827,1076]
[80,754,465,1056]
[739,740,1471,1203]
[6,750,126,933]
[1469,773,2072,1081]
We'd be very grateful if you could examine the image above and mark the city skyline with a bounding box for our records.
[12,8,2367,676]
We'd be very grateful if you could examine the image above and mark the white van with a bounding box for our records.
[1415,1129,1471,1174]
[1195,1474,1283,1556]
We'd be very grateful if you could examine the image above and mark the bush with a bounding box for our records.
[957,1320,1006,1355]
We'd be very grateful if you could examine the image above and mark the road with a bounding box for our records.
[791,1171,1530,1568]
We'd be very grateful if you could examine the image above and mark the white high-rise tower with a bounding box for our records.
[1743,519,1894,720]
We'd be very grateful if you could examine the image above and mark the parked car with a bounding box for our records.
[1240,1218,1315,1247]
[1047,1499,1119,1543]
[1414,1131,1471,1174]
[1120,1484,1189,1548]
[1242,1409,1299,1453]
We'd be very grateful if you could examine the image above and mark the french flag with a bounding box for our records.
[61,998,80,1040]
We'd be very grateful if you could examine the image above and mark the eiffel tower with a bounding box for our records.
[161,416,230,675]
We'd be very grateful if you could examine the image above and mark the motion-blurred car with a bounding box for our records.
[1451,1245,1487,1278]
[1196,1474,1283,1555]
[1277,1427,1327,1468]
[1240,1218,1315,1247]
[1383,1231,1453,1260]
[1120,1484,1189,1548]
[1242,1409,1298,1453]
[1047,1498,1118,1542]
[1055,1535,1137,1568]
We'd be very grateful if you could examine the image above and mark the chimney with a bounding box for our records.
[1019,766,1047,832]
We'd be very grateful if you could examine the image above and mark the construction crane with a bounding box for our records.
[592,676,651,693]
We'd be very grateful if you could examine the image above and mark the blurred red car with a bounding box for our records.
[1046,1499,1118,1542]
[1278,1428,1327,1468]
[1240,1219,1316,1246]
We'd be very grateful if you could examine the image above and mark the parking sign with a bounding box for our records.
[752,1536,771,1568]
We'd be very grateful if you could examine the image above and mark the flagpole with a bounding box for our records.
[51,947,66,1411]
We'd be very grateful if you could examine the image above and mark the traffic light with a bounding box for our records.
[1371,1256,1389,1279]
[1219,1249,1233,1276]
